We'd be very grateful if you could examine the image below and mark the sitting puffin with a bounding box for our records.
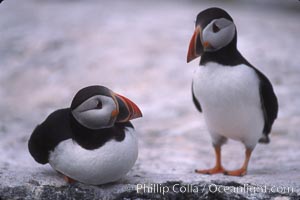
[187,8,278,176]
[28,85,142,185]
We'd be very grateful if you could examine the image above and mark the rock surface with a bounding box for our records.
[0,0,299,199]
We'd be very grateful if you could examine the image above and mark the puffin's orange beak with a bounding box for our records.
[115,93,142,122]
[187,25,202,63]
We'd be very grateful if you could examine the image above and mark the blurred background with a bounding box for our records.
[0,0,299,186]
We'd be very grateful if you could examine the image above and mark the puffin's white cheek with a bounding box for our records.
[211,26,235,50]
[75,110,112,129]
[202,23,236,51]
[206,33,223,50]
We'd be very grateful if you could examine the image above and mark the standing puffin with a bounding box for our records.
[187,8,278,176]
[28,85,142,185]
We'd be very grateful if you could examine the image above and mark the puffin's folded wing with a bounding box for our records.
[192,82,202,113]
[256,70,278,135]
[28,109,72,164]
[28,124,53,164]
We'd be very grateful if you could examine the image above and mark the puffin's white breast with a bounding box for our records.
[48,127,138,185]
[193,63,264,148]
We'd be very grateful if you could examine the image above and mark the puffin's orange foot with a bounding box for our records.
[195,166,225,175]
[224,168,247,176]
[63,175,77,183]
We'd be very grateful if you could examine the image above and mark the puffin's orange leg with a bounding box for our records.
[56,171,76,183]
[195,146,225,174]
[224,149,252,176]
[63,175,76,183]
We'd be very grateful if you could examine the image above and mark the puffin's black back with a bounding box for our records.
[28,108,72,164]
[28,108,134,164]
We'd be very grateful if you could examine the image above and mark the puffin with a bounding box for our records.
[28,85,142,185]
[187,7,278,176]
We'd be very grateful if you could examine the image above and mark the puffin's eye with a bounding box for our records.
[212,23,220,33]
[96,101,102,109]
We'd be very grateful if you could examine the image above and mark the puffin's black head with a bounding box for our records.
[70,85,142,130]
[187,7,237,62]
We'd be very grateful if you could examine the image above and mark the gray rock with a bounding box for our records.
[1,181,299,200]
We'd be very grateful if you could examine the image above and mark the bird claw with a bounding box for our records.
[223,168,247,176]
